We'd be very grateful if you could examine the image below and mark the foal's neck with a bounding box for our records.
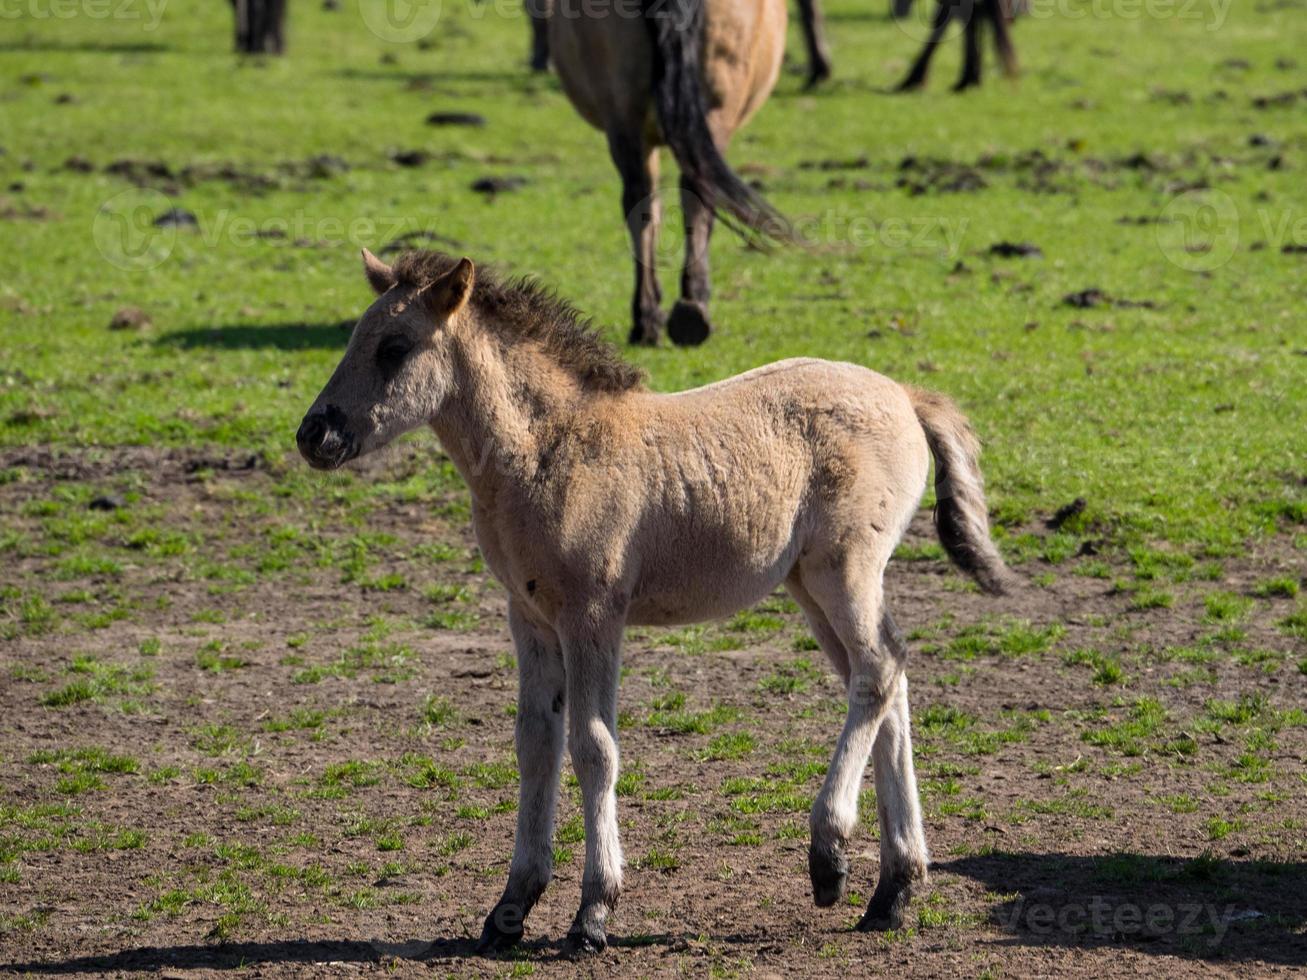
[429,329,581,505]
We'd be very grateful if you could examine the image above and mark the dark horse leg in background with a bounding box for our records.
[896,0,957,91]
[666,175,716,346]
[795,0,833,89]
[898,0,1017,92]
[526,0,550,71]
[609,132,665,347]
[231,0,287,54]
[954,0,1017,90]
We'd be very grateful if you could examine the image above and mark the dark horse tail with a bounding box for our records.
[643,0,792,243]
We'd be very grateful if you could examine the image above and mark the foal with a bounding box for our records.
[298,249,1016,956]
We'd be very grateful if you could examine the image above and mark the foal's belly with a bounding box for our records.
[624,526,805,628]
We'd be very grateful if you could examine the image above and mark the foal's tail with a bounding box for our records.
[642,0,793,245]
[906,386,1017,596]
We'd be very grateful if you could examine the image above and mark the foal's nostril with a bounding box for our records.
[297,414,327,453]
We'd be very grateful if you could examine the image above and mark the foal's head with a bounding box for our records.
[296,249,473,470]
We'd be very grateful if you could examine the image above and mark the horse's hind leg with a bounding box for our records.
[525,0,550,71]
[478,603,567,953]
[954,0,985,91]
[799,559,903,912]
[897,0,954,92]
[857,611,928,931]
[796,0,833,89]
[609,132,663,346]
[667,174,715,347]
[990,0,1018,78]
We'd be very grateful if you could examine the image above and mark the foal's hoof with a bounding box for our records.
[563,905,609,957]
[476,905,524,955]
[667,300,712,347]
[808,841,849,908]
[562,925,607,957]
[854,872,916,931]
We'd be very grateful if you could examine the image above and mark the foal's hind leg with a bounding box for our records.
[667,174,716,347]
[478,603,567,953]
[609,132,663,346]
[799,560,904,911]
[857,611,928,930]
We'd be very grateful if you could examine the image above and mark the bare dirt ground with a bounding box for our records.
[1,450,1304,977]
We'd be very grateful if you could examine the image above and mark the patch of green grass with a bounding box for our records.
[647,692,742,734]
[1253,577,1298,599]
[1062,648,1125,685]
[1204,592,1252,623]
[697,732,756,762]
[1081,697,1169,757]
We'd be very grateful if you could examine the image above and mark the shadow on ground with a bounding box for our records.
[156,321,352,350]
[939,851,1307,966]
[2,933,681,973]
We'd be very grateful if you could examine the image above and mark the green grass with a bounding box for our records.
[0,1,1301,565]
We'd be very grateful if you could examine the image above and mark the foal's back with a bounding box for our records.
[579,359,930,627]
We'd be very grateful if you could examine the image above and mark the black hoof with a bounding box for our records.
[854,872,916,931]
[952,76,980,93]
[667,300,712,347]
[808,841,849,908]
[896,76,926,93]
[564,904,609,957]
[804,61,832,90]
[628,308,664,347]
[476,904,525,955]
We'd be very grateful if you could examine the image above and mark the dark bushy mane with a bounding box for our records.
[390,251,646,394]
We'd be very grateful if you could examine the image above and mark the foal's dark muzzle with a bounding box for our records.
[296,405,356,470]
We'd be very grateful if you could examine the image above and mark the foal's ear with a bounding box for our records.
[418,258,476,324]
[361,248,396,296]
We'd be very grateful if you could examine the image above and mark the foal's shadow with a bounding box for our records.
[938,851,1307,965]
[0,938,442,975]
[155,320,353,351]
[4,933,682,974]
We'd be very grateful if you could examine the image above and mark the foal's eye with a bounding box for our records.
[375,336,413,377]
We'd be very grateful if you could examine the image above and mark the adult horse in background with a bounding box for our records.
[550,0,792,346]
[796,0,1017,90]
[894,0,1018,92]
[529,0,1017,94]
[231,0,287,54]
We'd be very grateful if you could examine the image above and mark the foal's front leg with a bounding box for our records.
[560,618,625,955]
[478,604,567,953]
